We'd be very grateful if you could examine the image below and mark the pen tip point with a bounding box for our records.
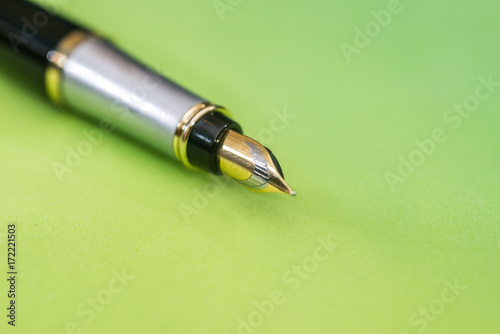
[218,130,296,196]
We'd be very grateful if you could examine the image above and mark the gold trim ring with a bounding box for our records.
[45,30,89,106]
[173,102,232,170]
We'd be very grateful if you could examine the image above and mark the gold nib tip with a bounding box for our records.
[270,174,296,196]
[217,130,296,196]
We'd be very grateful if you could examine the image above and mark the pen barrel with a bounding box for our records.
[0,0,82,71]
[59,35,204,157]
[0,0,240,171]
[0,0,205,159]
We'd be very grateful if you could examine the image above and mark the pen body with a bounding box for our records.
[58,34,204,157]
[0,0,220,161]
[0,0,81,67]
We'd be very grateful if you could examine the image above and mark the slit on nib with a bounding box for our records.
[217,130,296,195]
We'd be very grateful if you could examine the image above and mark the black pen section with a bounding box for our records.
[187,112,242,174]
[0,0,85,81]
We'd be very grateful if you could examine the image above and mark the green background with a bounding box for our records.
[1,0,499,333]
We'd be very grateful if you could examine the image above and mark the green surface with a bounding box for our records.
[1,0,499,333]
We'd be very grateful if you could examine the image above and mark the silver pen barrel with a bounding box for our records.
[48,31,204,158]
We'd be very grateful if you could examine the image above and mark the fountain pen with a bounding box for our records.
[0,0,295,195]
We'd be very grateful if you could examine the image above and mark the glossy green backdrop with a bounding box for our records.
[1,0,499,333]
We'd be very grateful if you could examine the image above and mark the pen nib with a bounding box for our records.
[217,130,296,195]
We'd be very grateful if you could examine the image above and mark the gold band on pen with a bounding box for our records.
[45,30,89,106]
